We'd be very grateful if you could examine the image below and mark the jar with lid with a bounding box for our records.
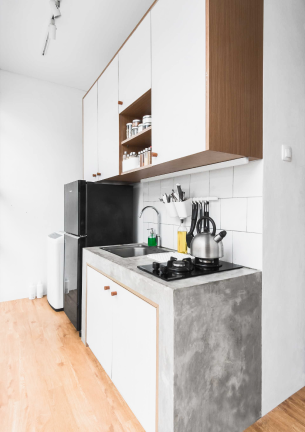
[142,115,152,125]
[138,123,145,133]
[132,126,138,136]
[132,119,141,127]
[143,148,148,166]
[126,123,132,139]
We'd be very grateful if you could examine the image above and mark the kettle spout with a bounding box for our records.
[214,230,227,243]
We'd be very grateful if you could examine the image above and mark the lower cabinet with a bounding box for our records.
[86,266,157,432]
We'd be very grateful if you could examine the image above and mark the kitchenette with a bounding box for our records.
[75,0,263,431]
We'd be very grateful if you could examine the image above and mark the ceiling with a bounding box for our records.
[0,0,155,91]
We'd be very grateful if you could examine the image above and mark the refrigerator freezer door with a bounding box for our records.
[64,180,86,236]
[86,183,133,246]
[64,233,86,331]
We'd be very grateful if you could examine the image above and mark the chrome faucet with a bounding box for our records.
[139,206,161,247]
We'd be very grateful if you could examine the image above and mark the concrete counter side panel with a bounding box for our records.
[173,272,262,432]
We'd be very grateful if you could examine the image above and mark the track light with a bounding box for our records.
[49,0,61,18]
[49,18,56,40]
[42,0,61,55]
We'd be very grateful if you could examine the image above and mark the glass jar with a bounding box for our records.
[142,115,152,124]
[126,123,132,139]
[132,119,141,128]
[138,123,145,133]
[132,126,138,136]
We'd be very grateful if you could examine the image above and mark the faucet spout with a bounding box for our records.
[139,206,161,246]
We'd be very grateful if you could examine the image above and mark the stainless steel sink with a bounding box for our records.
[100,244,166,258]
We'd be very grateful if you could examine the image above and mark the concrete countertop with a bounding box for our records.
[84,244,259,291]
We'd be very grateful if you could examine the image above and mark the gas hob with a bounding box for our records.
[137,257,242,281]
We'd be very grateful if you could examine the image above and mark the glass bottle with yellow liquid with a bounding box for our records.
[177,220,187,254]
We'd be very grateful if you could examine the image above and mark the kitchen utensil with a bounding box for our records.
[190,216,227,260]
[186,202,198,248]
[176,184,184,201]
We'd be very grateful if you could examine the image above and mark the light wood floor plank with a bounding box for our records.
[0,297,144,432]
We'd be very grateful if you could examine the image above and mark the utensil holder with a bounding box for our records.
[164,202,178,218]
[175,199,192,220]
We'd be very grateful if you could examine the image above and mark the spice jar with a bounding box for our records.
[142,115,152,124]
[132,126,138,136]
[138,123,145,133]
[132,119,141,127]
[126,123,132,139]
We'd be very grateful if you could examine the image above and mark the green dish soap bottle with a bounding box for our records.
[147,228,157,246]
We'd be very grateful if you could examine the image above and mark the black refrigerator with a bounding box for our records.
[64,180,133,334]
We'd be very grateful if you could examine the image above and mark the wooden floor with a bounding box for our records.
[246,388,305,431]
[0,297,144,432]
[2,297,305,432]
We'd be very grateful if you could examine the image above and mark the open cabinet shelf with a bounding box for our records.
[119,89,152,174]
[121,127,152,147]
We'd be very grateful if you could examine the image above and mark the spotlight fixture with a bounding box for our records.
[42,0,61,56]
[49,18,57,40]
[49,0,61,18]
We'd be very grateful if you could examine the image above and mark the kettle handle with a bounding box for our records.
[196,216,216,236]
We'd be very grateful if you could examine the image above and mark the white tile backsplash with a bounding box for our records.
[247,197,263,233]
[210,167,233,198]
[232,231,262,270]
[221,198,247,231]
[148,180,161,202]
[233,160,263,197]
[190,171,209,198]
[136,160,263,270]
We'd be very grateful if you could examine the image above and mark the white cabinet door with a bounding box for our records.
[98,56,119,179]
[87,267,113,378]
[112,283,157,432]
[119,14,151,113]
[83,83,98,181]
[151,0,206,164]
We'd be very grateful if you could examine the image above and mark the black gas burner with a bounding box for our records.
[138,258,243,281]
[194,257,222,269]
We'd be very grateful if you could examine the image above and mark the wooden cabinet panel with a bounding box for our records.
[87,267,113,378]
[83,84,98,181]
[112,283,157,432]
[119,14,151,113]
[151,0,206,165]
[98,56,119,180]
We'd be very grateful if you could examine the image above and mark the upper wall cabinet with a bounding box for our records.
[118,14,151,113]
[83,83,98,181]
[151,0,206,165]
[98,56,119,180]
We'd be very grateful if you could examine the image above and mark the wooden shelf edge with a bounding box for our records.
[106,150,258,184]
[121,127,152,146]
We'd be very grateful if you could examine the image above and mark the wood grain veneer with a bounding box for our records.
[206,0,263,159]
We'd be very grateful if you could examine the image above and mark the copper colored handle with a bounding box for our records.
[118,101,123,105]
[92,174,96,177]
[152,152,158,157]
[111,291,117,296]
[97,172,101,176]
[104,286,110,290]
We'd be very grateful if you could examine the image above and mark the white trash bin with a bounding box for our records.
[47,232,64,311]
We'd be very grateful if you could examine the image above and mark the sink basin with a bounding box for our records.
[100,244,166,258]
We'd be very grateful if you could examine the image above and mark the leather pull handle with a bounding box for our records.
[97,172,101,176]
[104,286,110,290]
[111,291,117,296]
[152,152,158,157]
[118,101,123,105]
[92,174,96,177]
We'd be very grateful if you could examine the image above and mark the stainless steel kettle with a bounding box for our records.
[190,216,227,260]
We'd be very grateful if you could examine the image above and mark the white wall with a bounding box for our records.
[0,70,84,302]
[134,160,263,270]
[262,0,305,415]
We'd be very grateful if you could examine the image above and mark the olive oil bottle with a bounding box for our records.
[177,220,187,254]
